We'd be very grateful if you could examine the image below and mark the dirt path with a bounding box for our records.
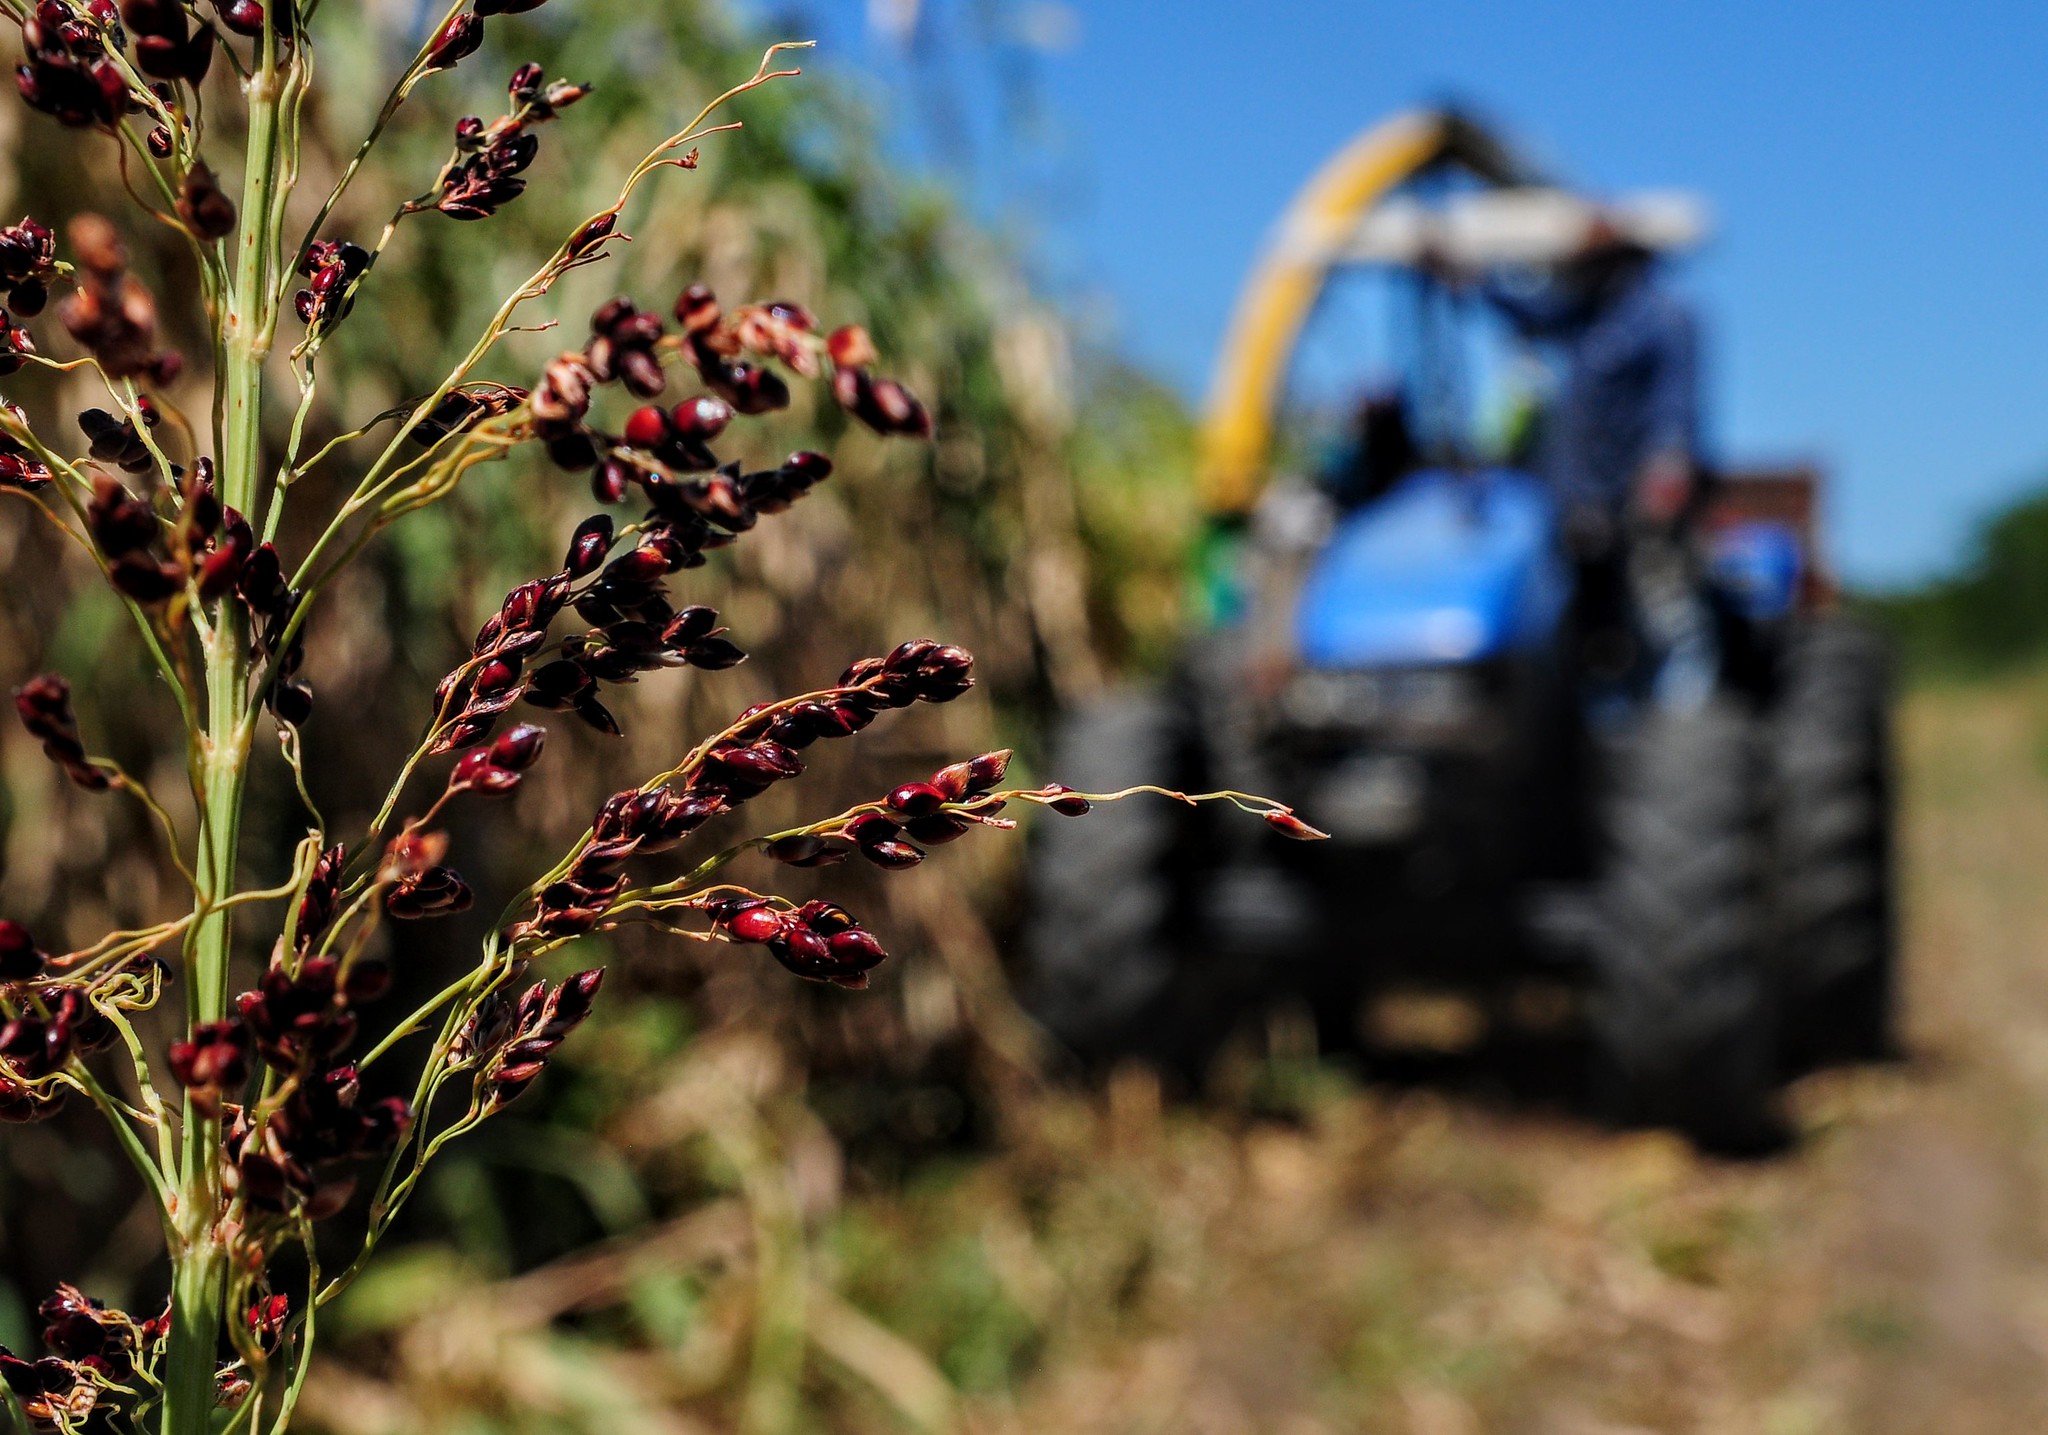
[916,676,2048,1434]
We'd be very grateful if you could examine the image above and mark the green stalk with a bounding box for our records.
[161,23,286,1435]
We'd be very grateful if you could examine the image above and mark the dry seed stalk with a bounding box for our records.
[0,5,1324,1433]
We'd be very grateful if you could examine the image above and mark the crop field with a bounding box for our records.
[296,670,2048,1434]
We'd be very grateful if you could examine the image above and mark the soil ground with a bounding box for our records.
[909,674,2048,1434]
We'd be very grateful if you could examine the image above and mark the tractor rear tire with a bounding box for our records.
[1590,699,1786,1154]
[1020,690,1234,1080]
[1771,614,1897,1069]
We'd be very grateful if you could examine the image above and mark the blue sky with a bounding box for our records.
[784,1,2048,587]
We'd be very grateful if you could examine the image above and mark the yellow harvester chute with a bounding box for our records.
[1197,109,1538,515]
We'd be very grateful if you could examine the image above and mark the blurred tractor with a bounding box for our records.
[1024,111,1895,1150]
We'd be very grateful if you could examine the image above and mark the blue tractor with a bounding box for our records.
[1023,114,1894,1151]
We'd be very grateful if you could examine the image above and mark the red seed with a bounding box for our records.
[425,10,482,69]
[786,840,850,869]
[1263,809,1330,841]
[764,833,828,866]
[930,761,973,801]
[965,749,1011,792]
[780,926,830,964]
[844,813,901,847]
[489,723,547,771]
[469,765,523,796]
[603,545,669,585]
[592,459,634,504]
[826,325,878,369]
[500,579,546,629]
[784,450,833,483]
[622,405,671,450]
[566,211,616,258]
[673,283,719,333]
[1044,783,1091,817]
[0,921,43,981]
[861,839,925,870]
[557,967,605,1014]
[670,395,732,439]
[886,782,945,818]
[827,929,887,969]
[682,637,746,670]
[562,514,614,577]
[904,813,971,845]
[882,639,939,673]
[473,658,520,696]
[725,906,785,944]
[219,0,264,34]
[662,605,719,646]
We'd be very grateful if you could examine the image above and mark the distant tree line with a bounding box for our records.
[1865,487,2048,674]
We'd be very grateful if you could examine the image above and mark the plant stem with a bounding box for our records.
[161,1236,228,1435]
[162,25,286,1435]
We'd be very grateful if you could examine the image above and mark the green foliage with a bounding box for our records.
[1066,366,1200,671]
[831,1189,1042,1393]
[1865,486,2048,675]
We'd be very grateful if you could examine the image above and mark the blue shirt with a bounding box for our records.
[1490,265,1699,512]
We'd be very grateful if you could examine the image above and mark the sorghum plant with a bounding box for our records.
[0,4,1324,1433]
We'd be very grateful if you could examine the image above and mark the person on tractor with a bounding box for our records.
[1483,221,1717,710]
